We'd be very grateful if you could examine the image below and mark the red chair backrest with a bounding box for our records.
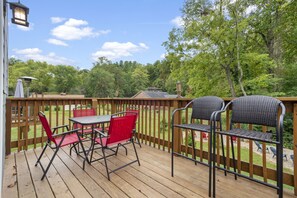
[38,111,56,144]
[125,109,139,129]
[73,108,96,117]
[73,108,96,129]
[106,114,137,145]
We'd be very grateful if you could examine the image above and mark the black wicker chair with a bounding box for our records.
[171,96,225,197]
[211,95,285,198]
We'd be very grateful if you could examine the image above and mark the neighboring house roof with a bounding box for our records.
[132,89,180,99]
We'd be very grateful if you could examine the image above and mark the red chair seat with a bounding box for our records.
[94,137,130,147]
[55,133,81,147]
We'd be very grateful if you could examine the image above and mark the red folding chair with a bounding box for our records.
[91,112,140,180]
[35,111,87,180]
[126,108,141,147]
[73,108,101,136]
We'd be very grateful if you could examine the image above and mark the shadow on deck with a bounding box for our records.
[3,144,295,198]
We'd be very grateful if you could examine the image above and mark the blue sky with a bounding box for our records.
[8,0,184,69]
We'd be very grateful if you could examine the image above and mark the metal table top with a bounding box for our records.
[69,115,111,125]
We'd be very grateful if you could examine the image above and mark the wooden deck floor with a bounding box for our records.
[3,144,295,198]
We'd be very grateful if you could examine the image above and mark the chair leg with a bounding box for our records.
[101,147,110,180]
[191,130,197,165]
[41,147,60,180]
[115,145,120,155]
[89,138,96,164]
[122,144,128,155]
[70,143,78,156]
[209,128,213,198]
[277,143,283,198]
[132,139,140,166]
[134,130,142,148]
[220,134,227,176]
[35,144,48,166]
[231,138,237,180]
[212,125,217,198]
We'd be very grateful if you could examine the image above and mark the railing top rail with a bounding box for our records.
[7,96,297,102]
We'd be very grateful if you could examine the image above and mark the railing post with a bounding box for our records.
[173,100,181,153]
[110,99,117,114]
[293,103,297,195]
[91,98,98,112]
[5,99,11,155]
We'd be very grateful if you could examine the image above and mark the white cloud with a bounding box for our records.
[51,17,66,24]
[171,16,184,27]
[16,23,34,31]
[15,48,41,55]
[47,38,68,46]
[160,53,166,59]
[92,42,149,61]
[51,18,109,40]
[139,43,149,49]
[64,18,88,26]
[246,5,257,15]
[13,48,74,65]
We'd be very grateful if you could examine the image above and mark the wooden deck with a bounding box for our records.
[3,144,295,198]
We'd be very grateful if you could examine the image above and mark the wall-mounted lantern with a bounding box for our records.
[9,0,29,27]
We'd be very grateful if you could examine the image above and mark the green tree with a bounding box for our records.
[85,67,115,97]
[51,65,79,93]
[131,67,149,93]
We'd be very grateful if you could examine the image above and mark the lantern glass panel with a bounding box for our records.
[14,7,26,20]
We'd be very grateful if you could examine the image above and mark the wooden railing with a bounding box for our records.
[5,97,297,195]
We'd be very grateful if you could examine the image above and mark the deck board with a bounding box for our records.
[44,149,92,198]
[25,150,54,198]
[15,151,36,198]
[34,149,73,198]
[3,153,18,198]
[3,144,295,198]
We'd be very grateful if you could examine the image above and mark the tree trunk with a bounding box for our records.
[223,65,236,97]
[234,2,246,96]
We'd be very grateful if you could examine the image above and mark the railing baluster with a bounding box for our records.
[157,101,161,150]
[262,125,268,183]
[185,107,189,157]
[293,103,297,195]
[162,101,165,151]
[17,100,21,152]
[200,119,203,162]
[149,101,152,146]
[153,100,156,148]
[168,100,173,153]
[216,121,220,166]
[237,123,241,174]
[249,124,253,178]
[226,109,230,170]
[33,101,37,149]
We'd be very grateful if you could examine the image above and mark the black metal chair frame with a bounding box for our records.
[171,96,226,197]
[35,112,87,180]
[88,112,140,180]
[211,95,285,198]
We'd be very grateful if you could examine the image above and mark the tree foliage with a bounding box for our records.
[164,0,296,97]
